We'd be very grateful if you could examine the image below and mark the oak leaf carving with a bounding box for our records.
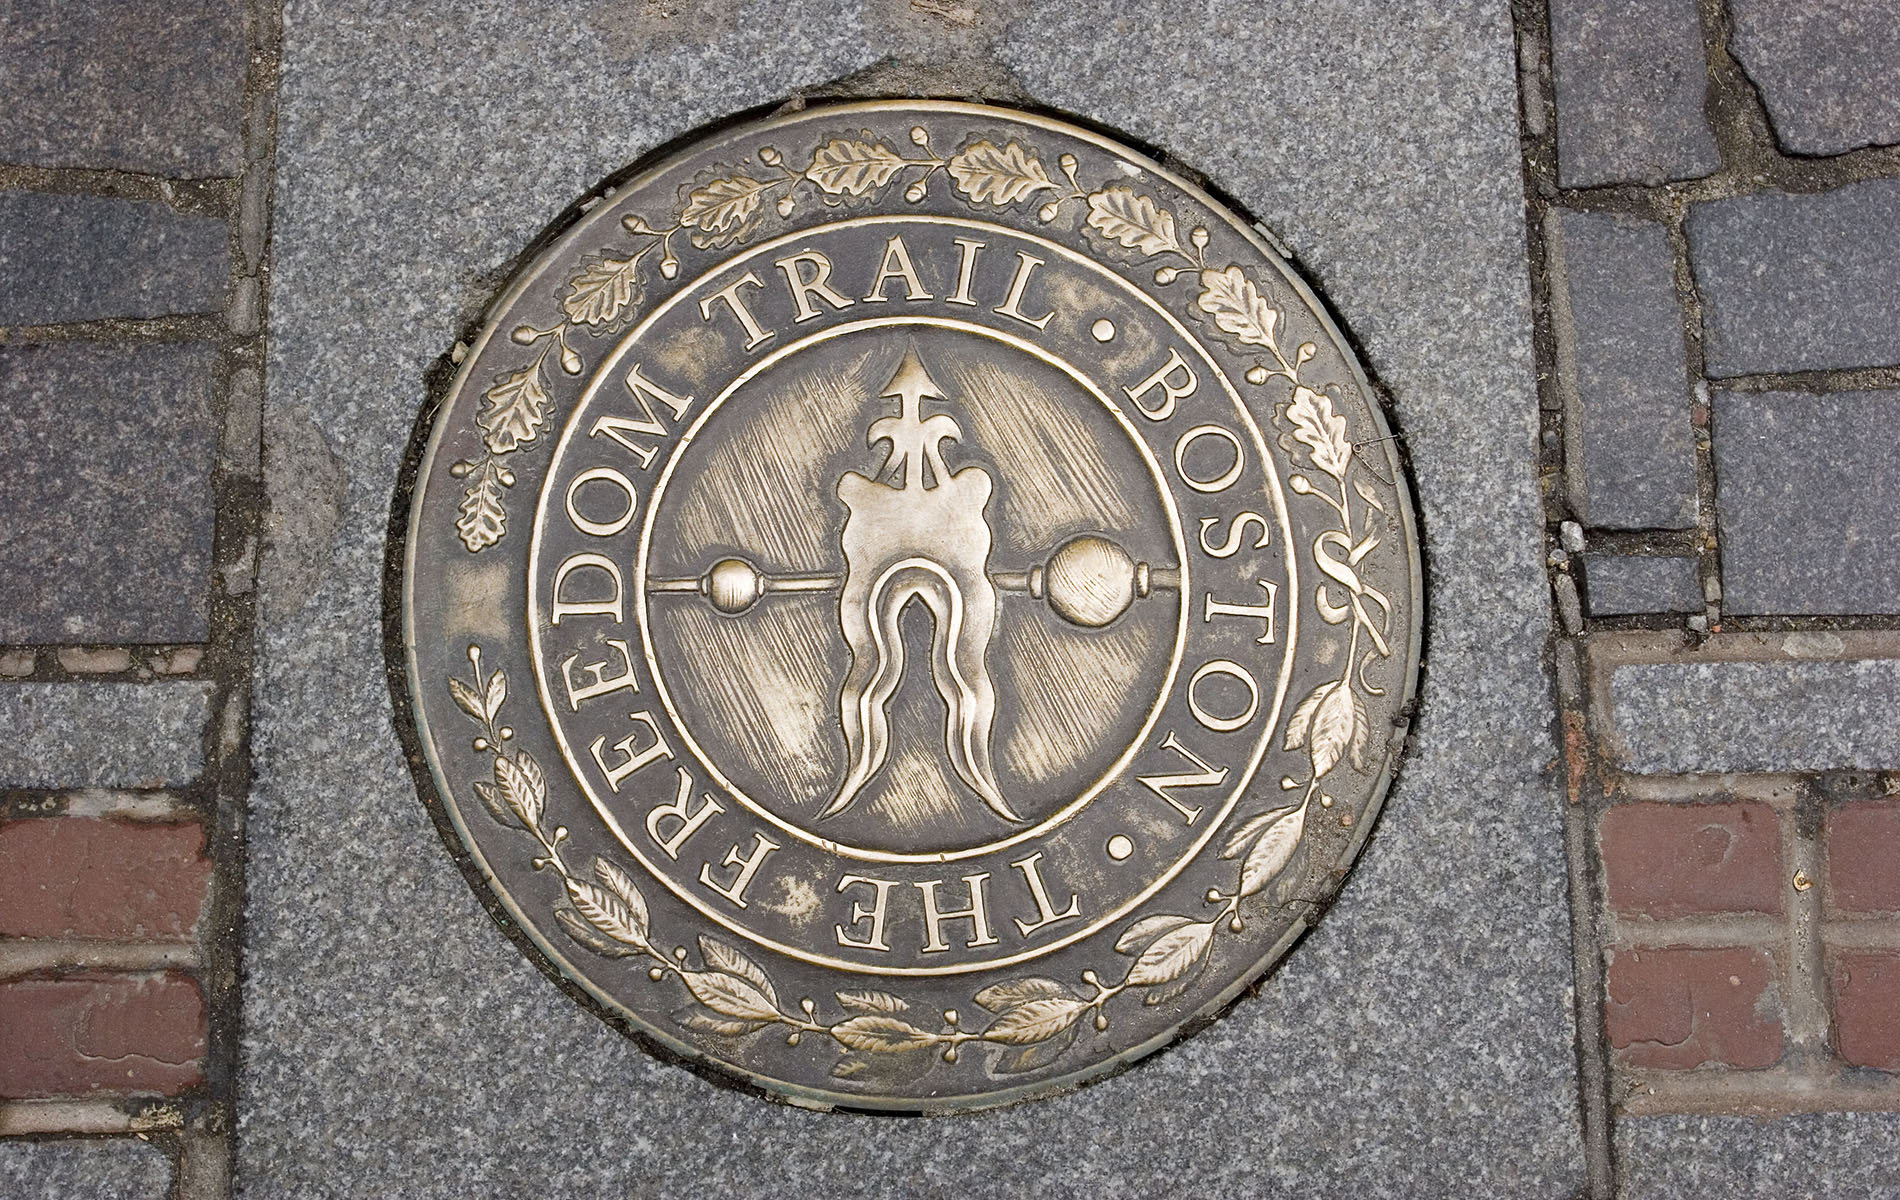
[477,364,551,455]
[805,139,907,195]
[680,175,770,247]
[947,139,1056,205]
[1287,385,1353,479]
[455,468,506,552]
[1085,186,1186,258]
[1195,265,1280,349]
[562,255,643,327]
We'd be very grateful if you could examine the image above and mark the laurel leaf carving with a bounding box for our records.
[1085,186,1185,257]
[682,969,780,1022]
[555,907,640,958]
[830,1015,935,1053]
[982,996,1089,1045]
[677,1008,769,1036]
[1287,385,1353,479]
[1125,920,1215,987]
[493,751,546,831]
[593,858,649,947]
[455,466,507,552]
[1284,680,1361,779]
[1354,476,1388,514]
[471,780,519,831]
[805,139,907,195]
[478,363,551,455]
[947,139,1056,205]
[565,876,645,950]
[994,1027,1078,1074]
[973,977,1069,1012]
[1229,805,1307,898]
[482,669,506,722]
[836,989,908,1015]
[680,175,771,247]
[699,934,778,1010]
[448,676,486,722]
[1113,914,1193,955]
[562,255,642,327]
[1195,265,1279,349]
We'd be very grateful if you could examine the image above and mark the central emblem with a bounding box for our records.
[830,347,1008,821]
[394,101,1421,1112]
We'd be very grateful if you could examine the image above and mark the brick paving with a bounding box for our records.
[0,0,1896,1195]
[0,0,276,1191]
[1525,0,1900,1188]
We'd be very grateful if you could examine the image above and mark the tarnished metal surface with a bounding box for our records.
[394,101,1421,1111]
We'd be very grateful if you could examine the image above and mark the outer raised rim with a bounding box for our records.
[387,97,1426,1115]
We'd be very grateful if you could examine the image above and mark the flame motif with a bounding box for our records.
[821,349,1018,822]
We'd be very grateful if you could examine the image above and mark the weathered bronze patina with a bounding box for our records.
[394,101,1421,1111]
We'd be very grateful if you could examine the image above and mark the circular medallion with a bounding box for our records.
[393,100,1421,1111]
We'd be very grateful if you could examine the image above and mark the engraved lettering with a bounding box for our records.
[1174,424,1244,493]
[861,234,931,303]
[588,364,696,470]
[589,709,670,791]
[699,833,780,908]
[915,873,998,953]
[1188,658,1260,732]
[644,767,725,859]
[775,249,854,321]
[1136,730,1229,823]
[564,467,638,538]
[834,874,900,952]
[945,237,984,306]
[560,638,637,710]
[1197,511,1271,558]
[550,552,625,624]
[1124,348,1198,421]
[993,250,1054,329]
[1203,580,1279,644]
[1008,852,1081,938]
[698,271,773,349]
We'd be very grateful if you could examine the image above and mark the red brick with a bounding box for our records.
[1827,801,1900,914]
[1600,802,1784,918]
[1833,951,1900,1069]
[0,972,205,1097]
[0,817,211,940]
[1605,946,1783,1069]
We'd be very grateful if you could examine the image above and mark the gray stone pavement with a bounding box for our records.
[0,1138,172,1200]
[241,0,1579,1195]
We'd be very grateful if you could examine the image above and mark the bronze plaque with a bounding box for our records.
[393,100,1421,1111]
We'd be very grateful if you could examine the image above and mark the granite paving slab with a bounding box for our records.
[1549,0,1719,188]
[0,682,212,789]
[0,0,249,178]
[0,191,230,326]
[0,1137,173,1200]
[1619,1111,1900,1199]
[242,0,1581,1195]
[0,342,221,645]
[1689,180,1900,377]
[1582,554,1702,616]
[1712,388,1900,616]
[1728,0,1900,157]
[1611,658,1900,774]
[1552,209,1698,530]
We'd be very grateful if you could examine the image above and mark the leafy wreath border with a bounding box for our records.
[442,121,1399,1083]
